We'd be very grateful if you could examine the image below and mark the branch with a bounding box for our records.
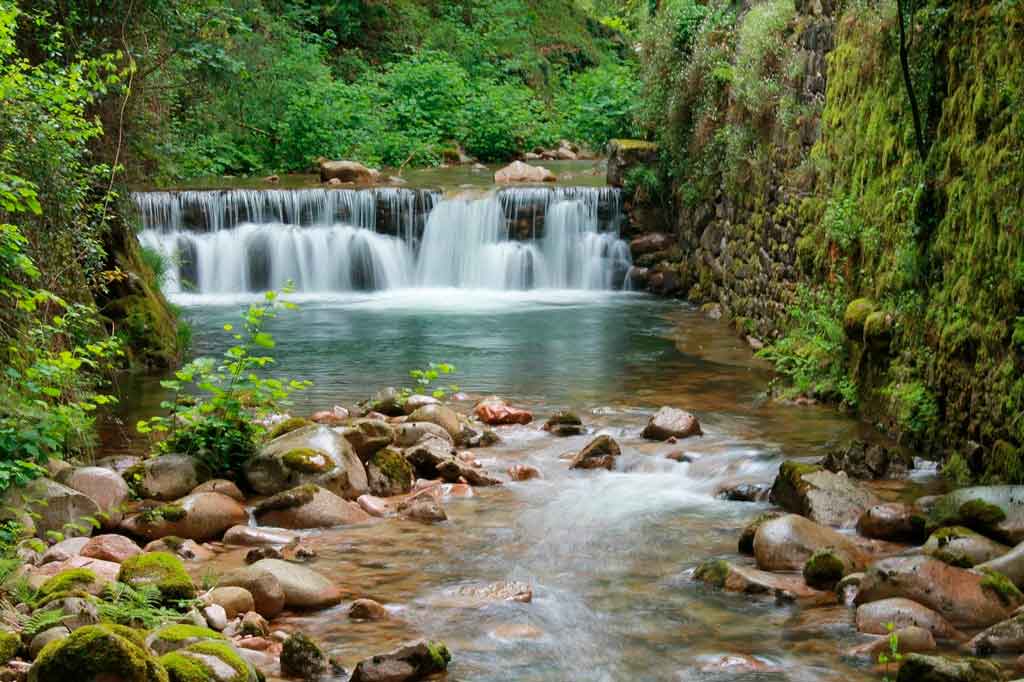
[896,0,929,161]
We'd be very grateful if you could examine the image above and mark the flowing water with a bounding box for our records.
[122,182,938,681]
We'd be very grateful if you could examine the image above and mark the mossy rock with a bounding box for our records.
[104,291,180,370]
[266,418,313,441]
[280,632,327,680]
[767,460,823,514]
[802,549,847,590]
[863,311,893,351]
[895,653,1001,682]
[693,559,731,588]
[146,624,226,656]
[925,526,1009,568]
[843,298,876,340]
[738,511,783,554]
[979,567,1024,606]
[37,568,100,599]
[366,447,414,497]
[0,629,20,665]
[118,552,196,602]
[160,640,257,682]
[28,624,168,682]
[253,484,319,514]
[281,448,333,475]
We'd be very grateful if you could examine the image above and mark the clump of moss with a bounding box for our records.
[426,641,452,671]
[153,624,225,644]
[693,559,731,588]
[803,549,847,590]
[33,589,99,610]
[254,484,318,514]
[959,499,1007,528]
[0,629,20,665]
[369,448,413,491]
[981,440,1024,485]
[843,298,876,340]
[979,568,1024,606]
[29,624,167,682]
[267,418,312,441]
[38,569,98,599]
[159,650,213,682]
[281,448,332,474]
[117,552,196,602]
[140,504,187,525]
[185,641,250,682]
[280,632,327,680]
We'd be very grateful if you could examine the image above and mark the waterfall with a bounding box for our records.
[133,186,631,295]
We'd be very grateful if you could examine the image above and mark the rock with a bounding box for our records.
[221,526,297,548]
[244,559,342,610]
[365,387,404,417]
[753,514,869,572]
[837,573,864,605]
[280,632,327,680]
[118,551,195,601]
[855,556,1022,628]
[245,547,282,564]
[254,484,371,529]
[142,537,213,562]
[820,439,914,480]
[350,641,451,682]
[507,465,541,481]
[402,394,440,415]
[356,495,394,518]
[158,640,260,682]
[716,482,770,502]
[246,424,368,500]
[606,138,659,187]
[204,587,255,619]
[366,447,414,496]
[693,559,836,605]
[894,654,1001,682]
[240,612,269,637]
[124,492,247,542]
[543,412,583,437]
[926,486,1024,544]
[856,598,962,640]
[217,568,286,618]
[738,512,784,554]
[965,613,1024,654]
[629,233,673,257]
[203,604,228,631]
[392,422,453,448]
[40,538,89,565]
[29,626,69,659]
[803,548,852,590]
[843,298,876,340]
[858,503,927,542]
[473,397,533,426]
[436,460,501,487]
[2,478,100,540]
[342,419,395,460]
[192,479,245,502]
[28,624,166,682]
[125,454,209,501]
[925,526,1010,567]
[404,436,458,479]
[79,535,141,564]
[641,407,702,441]
[32,559,118,595]
[399,497,447,524]
[55,466,130,527]
[319,159,379,184]
[848,626,936,658]
[349,599,389,621]
[95,455,141,476]
[42,596,99,631]
[769,460,880,528]
[494,161,555,183]
[310,405,350,426]
[569,435,621,471]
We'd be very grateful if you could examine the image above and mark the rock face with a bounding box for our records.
[857,503,926,542]
[243,559,342,610]
[123,492,247,542]
[127,454,209,501]
[2,478,100,539]
[769,460,880,528]
[56,466,130,527]
[319,159,379,184]
[641,407,702,441]
[820,439,914,480]
[246,424,368,500]
[855,598,961,640]
[28,624,166,682]
[569,435,621,470]
[473,397,533,426]
[753,514,868,572]
[350,640,452,682]
[494,160,556,183]
[894,654,1002,682]
[855,556,1022,628]
[924,526,1010,567]
[926,485,1024,544]
[254,484,371,529]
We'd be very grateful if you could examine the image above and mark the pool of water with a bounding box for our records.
[111,289,924,681]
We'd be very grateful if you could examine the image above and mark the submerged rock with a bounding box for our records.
[543,411,584,437]
[769,460,880,528]
[349,640,451,682]
[641,407,702,441]
[399,497,447,524]
[245,424,368,500]
[349,599,390,621]
[507,464,542,481]
[569,435,621,471]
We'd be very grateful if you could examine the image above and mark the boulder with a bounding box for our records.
[820,439,913,480]
[641,407,702,441]
[79,535,141,564]
[2,478,100,540]
[967,613,1024,654]
[925,486,1024,544]
[56,466,130,527]
[145,624,226,656]
[203,604,228,631]
[126,454,209,501]
[473,397,533,426]
[399,497,447,524]
[191,479,245,502]
[349,598,389,621]
[30,557,120,594]
[280,632,327,680]
[253,484,371,529]
[142,537,214,562]
[769,460,880,528]
[855,556,1022,628]
[29,626,69,660]
[803,548,852,590]
[221,526,297,548]
[404,436,459,479]
[342,419,395,460]
[436,460,501,487]
[406,404,462,442]
[753,514,869,572]
[894,654,1001,682]
[542,412,583,437]
[243,559,342,610]
[350,641,451,682]
[319,159,379,184]
[245,424,368,500]
[857,503,926,542]
[494,161,556,184]
[693,559,836,605]
[738,511,784,555]
[117,551,196,601]
[122,492,247,542]
[28,624,166,682]
[158,640,260,682]
[393,422,453,448]
[924,527,1010,567]
[856,598,962,640]
[37,596,99,631]
[40,538,89,565]
[848,626,936,659]
[402,394,440,415]
[569,435,621,471]
[240,612,269,637]
[629,233,673,257]
[95,455,141,476]
[217,567,286,618]
[366,447,414,496]
[203,587,255,620]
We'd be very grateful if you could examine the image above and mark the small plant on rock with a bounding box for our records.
[399,362,459,403]
[877,622,903,682]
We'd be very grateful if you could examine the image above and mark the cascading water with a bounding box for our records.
[134,186,631,295]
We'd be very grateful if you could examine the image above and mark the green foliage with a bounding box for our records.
[137,287,310,478]
[759,286,857,407]
[100,582,196,629]
[877,621,904,682]
[881,380,939,438]
[556,60,641,149]
[399,362,459,403]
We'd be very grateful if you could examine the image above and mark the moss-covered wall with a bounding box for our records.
[637,0,1023,476]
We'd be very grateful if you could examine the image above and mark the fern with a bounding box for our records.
[99,581,190,629]
[22,607,66,639]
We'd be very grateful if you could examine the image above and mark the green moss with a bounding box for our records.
[610,138,658,151]
[153,625,225,643]
[802,549,846,590]
[267,418,312,441]
[159,651,214,682]
[426,641,452,670]
[117,552,196,602]
[979,568,1023,606]
[0,629,20,665]
[843,298,876,340]
[693,559,731,588]
[254,484,318,513]
[280,632,326,679]
[369,448,413,485]
[38,569,98,598]
[29,624,168,682]
[140,504,187,525]
[33,589,98,609]
[981,440,1024,485]
[281,447,332,474]
[185,641,249,682]
[959,499,1007,527]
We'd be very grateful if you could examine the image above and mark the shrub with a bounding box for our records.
[558,61,641,150]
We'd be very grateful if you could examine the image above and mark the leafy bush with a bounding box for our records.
[557,61,641,150]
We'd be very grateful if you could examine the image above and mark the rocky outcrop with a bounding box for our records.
[769,460,880,528]
[245,424,368,500]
